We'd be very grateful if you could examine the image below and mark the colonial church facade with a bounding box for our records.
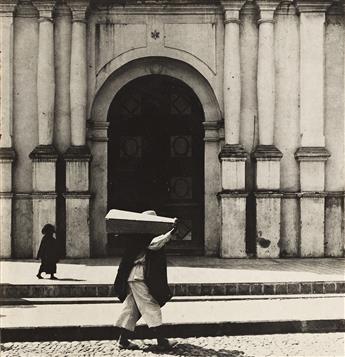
[0,0,344,259]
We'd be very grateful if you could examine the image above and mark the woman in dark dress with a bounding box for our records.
[36,224,59,280]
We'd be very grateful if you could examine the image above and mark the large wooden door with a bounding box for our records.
[107,75,204,254]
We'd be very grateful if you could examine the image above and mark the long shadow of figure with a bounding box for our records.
[141,343,250,357]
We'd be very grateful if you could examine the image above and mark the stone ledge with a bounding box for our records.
[219,144,248,160]
[1,281,344,298]
[254,192,283,198]
[63,146,92,162]
[0,192,14,198]
[29,145,58,162]
[63,192,92,199]
[252,145,283,161]
[295,146,331,162]
[31,192,57,199]
[217,190,248,198]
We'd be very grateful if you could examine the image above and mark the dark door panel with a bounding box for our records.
[107,75,204,255]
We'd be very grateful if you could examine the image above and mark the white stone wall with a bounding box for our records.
[2,0,344,258]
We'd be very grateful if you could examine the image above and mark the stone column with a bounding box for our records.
[30,1,58,256]
[0,1,16,258]
[254,1,283,258]
[219,1,247,258]
[64,1,91,258]
[295,0,332,257]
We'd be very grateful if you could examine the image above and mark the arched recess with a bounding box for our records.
[89,56,221,257]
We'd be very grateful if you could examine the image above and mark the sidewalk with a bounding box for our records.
[1,257,344,284]
[1,257,344,298]
[1,295,344,342]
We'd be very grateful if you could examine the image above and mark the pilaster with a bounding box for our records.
[67,0,88,146]
[252,145,283,258]
[0,2,16,258]
[63,145,92,258]
[295,147,330,257]
[29,145,58,256]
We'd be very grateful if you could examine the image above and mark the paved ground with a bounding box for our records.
[1,333,344,356]
[2,295,344,328]
[1,258,344,285]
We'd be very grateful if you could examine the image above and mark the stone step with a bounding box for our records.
[1,295,344,342]
[1,280,344,298]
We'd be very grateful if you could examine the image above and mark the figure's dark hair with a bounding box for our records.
[42,224,55,235]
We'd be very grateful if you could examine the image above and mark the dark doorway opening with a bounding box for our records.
[107,75,205,255]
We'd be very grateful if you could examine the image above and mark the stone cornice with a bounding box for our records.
[0,1,17,15]
[203,121,220,142]
[0,147,16,162]
[295,146,331,161]
[256,0,280,12]
[295,0,333,13]
[32,192,58,199]
[66,0,88,20]
[219,144,248,159]
[218,190,248,197]
[63,145,92,161]
[33,1,55,18]
[254,192,283,198]
[54,0,72,17]
[252,145,283,161]
[240,0,258,15]
[63,192,92,199]
[275,0,297,15]
[327,1,344,16]
[29,145,58,162]
[221,0,246,18]
[15,0,39,17]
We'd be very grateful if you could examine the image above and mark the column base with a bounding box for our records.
[252,145,283,191]
[64,145,92,192]
[300,192,326,257]
[0,193,13,258]
[0,148,16,258]
[255,192,282,258]
[295,147,330,191]
[32,193,57,257]
[219,144,247,191]
[219,191,247,258]
[64,192,91,258]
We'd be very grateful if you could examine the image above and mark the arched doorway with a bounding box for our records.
[107,75,205,254]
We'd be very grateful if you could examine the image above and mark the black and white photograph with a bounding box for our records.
[0,0,344,356]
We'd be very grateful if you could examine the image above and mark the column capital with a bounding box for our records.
[295,146,331,162]
[66,0,88,21]
[296,0,333,13]
[221,1,246,21]
[219,144,248,160]
[252,145,283,161]
[33,0,55,19]
[203,121,220,142]
[0,1,17,16]
[29,145,58,162]
[275,0,297,15]
[54,0,72,17]
[256,0,280,11]
[0,148,16,162]
[63,145,92,162]
[15,0,38,18]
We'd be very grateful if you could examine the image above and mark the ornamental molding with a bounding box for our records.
[295,0,333,13]
[252,145,283,161]
[275,0,297,15]
[63,192,92,199]
[0,0,17,15]
[219,143,248,159]
[66,0,88,19]
[32,1,55,18]
[15,0,39,17]
[63,145,92,161]
[0,147,16,162]
[295,146,331,161]
[217,191,248,198]
[29,145,58,162]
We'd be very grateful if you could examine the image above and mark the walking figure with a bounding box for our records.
[114,210,178,350]
[36,224,59,280]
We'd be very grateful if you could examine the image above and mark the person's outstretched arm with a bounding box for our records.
[148,219,178,251]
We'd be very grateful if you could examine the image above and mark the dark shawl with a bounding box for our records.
[37,234,59,274]
[113,234,172,307]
